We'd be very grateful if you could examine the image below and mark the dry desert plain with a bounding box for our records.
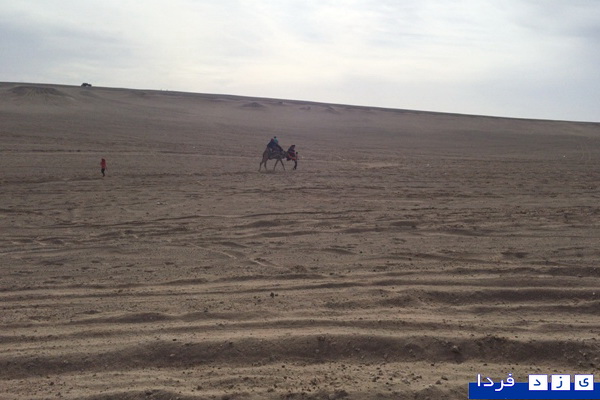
[1,83,600,400]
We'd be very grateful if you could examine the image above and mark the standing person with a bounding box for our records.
[288,146,299,170]
[100,158,107,177]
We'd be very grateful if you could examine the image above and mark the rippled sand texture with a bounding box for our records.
[1,83,599,399]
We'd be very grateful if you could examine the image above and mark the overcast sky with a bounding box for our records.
[2,0,600,122]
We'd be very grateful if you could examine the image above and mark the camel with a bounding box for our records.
[259,148,297,171]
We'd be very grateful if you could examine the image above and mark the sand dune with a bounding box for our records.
[1,82,599,399]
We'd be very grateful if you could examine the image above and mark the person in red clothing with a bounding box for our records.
[100,158,107,177]
[286,145,297,161]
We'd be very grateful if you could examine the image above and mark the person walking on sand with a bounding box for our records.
[100,158,107,177]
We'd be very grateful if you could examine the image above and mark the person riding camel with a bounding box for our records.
[267,136,284,153]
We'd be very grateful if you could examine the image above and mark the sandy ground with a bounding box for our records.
[1,82,599,400]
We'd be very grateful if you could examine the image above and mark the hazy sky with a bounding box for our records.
[2,0,600,122]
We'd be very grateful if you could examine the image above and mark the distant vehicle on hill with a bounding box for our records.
[81,83,92,87]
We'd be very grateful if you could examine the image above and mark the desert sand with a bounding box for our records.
[1,82,599,400]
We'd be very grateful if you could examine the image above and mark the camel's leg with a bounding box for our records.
[275,158,285,171]
[259,150,270,171]
[272,158,282,171]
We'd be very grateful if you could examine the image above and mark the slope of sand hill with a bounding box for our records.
[1,82,599,400]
